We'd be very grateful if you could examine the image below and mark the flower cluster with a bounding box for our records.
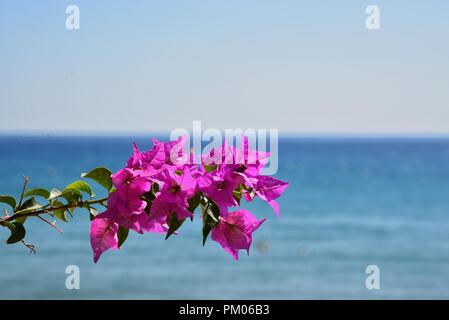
[90,136,288,262]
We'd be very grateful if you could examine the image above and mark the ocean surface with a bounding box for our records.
[1,135,449,299]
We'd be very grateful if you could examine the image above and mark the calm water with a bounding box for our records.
[1,135,449,299]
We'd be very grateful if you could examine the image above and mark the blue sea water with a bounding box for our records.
[1,135,449,299]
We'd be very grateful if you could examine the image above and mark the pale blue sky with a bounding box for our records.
[1,1,449,134]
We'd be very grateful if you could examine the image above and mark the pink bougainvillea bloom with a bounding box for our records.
[90,211,119,263]
[236,173,288,218]
[89,135,288,262]
[149,196,192,224]
[149,167,198,223]
[125,142,166,177]
[153,135,190,167]
[211,209,266,260]
[231,136,270,176]
[158,168,197,204]
[202,136,268,173]
[198,169,239,212]
[110,170,151,214]
[125,136,190,177]
[126,143,145,169]
[252,175,288,217]
[201,139,234,167]
[109,168,152,232]
[138,208,170,233]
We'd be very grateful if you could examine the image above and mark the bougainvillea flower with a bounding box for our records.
[138,207,170,233]
[125,142,166,177]
[198,169,239,212]
[90,211,119,263]
[148,167,197,223]
[125,136,190,177]
[90,135,288,262]
[201,139,233,167]
[234,173,288,217]
[231,136,270,176]
[108,168,152,231]
[211,209,266,260]
[153,135,190,167]
[157,168,197,205]
[149,196,192,224]
[252,175,288,217]
[111,170,151,214]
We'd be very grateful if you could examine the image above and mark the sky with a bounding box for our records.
[1,0,449,134]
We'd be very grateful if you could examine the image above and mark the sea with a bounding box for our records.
[1,135,449,299]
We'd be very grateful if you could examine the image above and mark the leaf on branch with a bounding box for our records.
[52,200,68,222]
[0,195,16,210]
[5,222,26,244]
[61,189,82,208]
[65,180,95,198]
[23,188,51,200]
[81,167,113,192]
[48,188,62,200]
[200,198,220,246]
[187,192,201,213]
[15,197,42,215]
[233,186,243,205]
[117,226,129,248]
[165,213,185,240]
[14,197,43,223]
[203,164,217,173]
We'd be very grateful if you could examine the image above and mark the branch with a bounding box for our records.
[36,215,64,234]
[21,239,36,254]
[0,196,109,224]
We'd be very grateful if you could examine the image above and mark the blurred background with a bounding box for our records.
[1,1,449,299]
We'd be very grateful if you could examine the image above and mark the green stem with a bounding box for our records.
[0,196,109,225]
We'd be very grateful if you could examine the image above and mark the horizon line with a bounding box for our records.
[2,130,449,139]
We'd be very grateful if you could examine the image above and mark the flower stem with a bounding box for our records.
[0,196,109,225]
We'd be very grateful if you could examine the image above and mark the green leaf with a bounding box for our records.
[117,226,129,248]
[81,167,113,192]
[23,188,50,200]
[187,192,201,213]
[15,197,42,215]
[5,222,26,244]
[165,213,185,240]
[0,195,16,210]
[48,188,62,200]
[203,164,217,173]
[65,180,95,198]
[201,199,220,246]
[151,183,160,194]
[13,197,42,224]
[233,189,242,205]
[54,210,68,222]
[61,189,82,206]
[204,204,219,223]
[52,200,68,222]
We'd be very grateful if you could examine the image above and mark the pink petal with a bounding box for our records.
[268,200,280,218]
[90,211,119,263]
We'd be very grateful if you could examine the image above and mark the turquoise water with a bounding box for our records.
[1,135,449,299]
